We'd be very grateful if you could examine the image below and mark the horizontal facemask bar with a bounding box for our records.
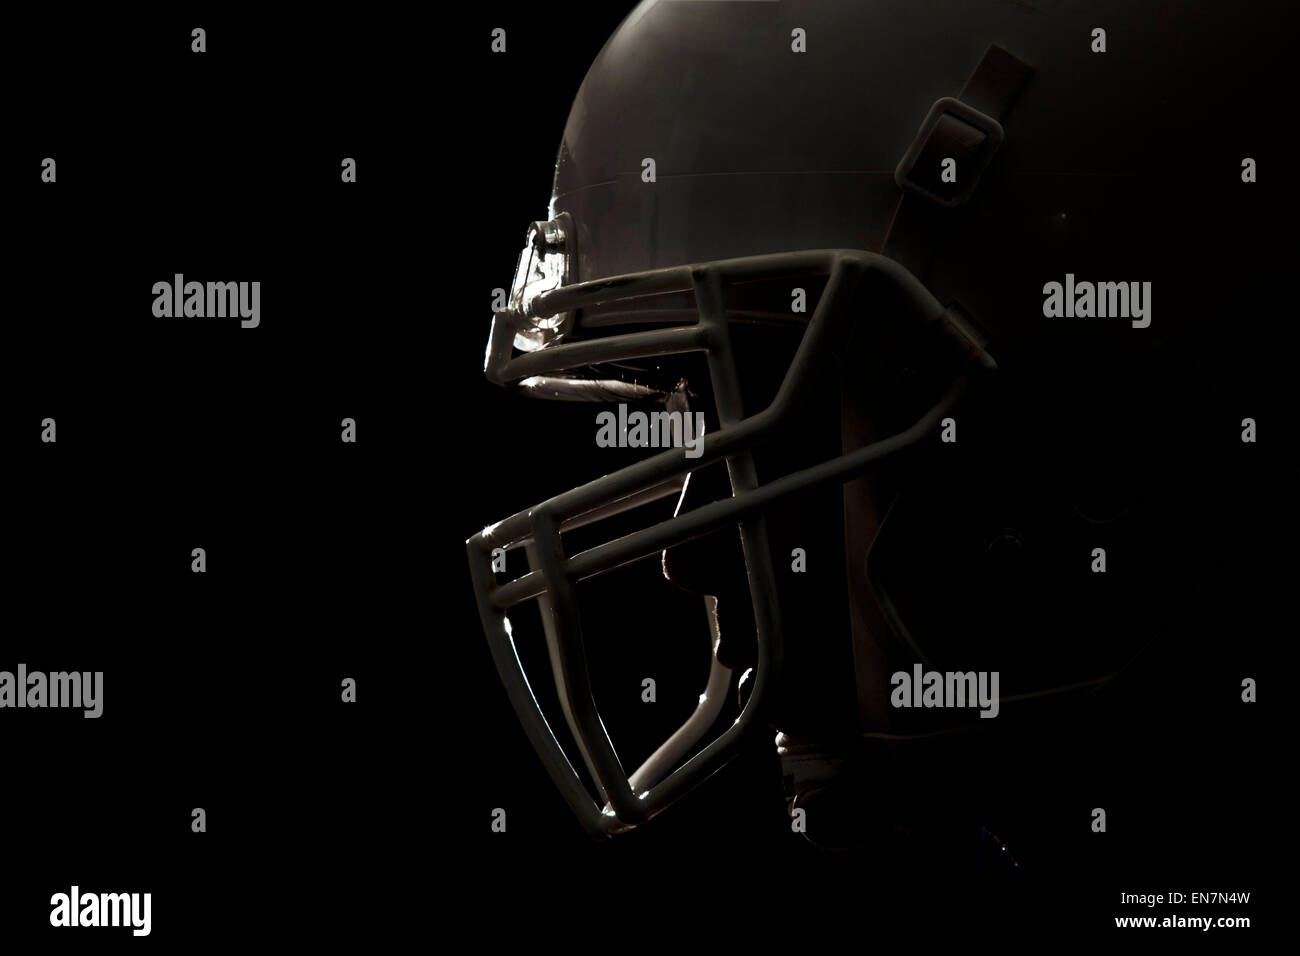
[485,387,963,609]
[485,250,852,387]
[470,249,997,835]
[481,251,993,554]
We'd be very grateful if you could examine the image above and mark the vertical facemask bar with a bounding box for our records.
[467,536,614,836]
[616,268,787,804]
[634,297,783,812]
[630,262,857,812]
[527,508,646,825]
[523,540,617,809]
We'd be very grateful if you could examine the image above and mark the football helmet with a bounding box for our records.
[468,0,1278,840]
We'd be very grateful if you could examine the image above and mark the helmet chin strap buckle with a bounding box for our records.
[884,44,1034,276]
[895,96,1004,208]
[894,43,1034,208]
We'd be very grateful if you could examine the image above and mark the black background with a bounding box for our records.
[4,2,1282,947]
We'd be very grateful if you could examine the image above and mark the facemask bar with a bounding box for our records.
[468,249,997,836]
